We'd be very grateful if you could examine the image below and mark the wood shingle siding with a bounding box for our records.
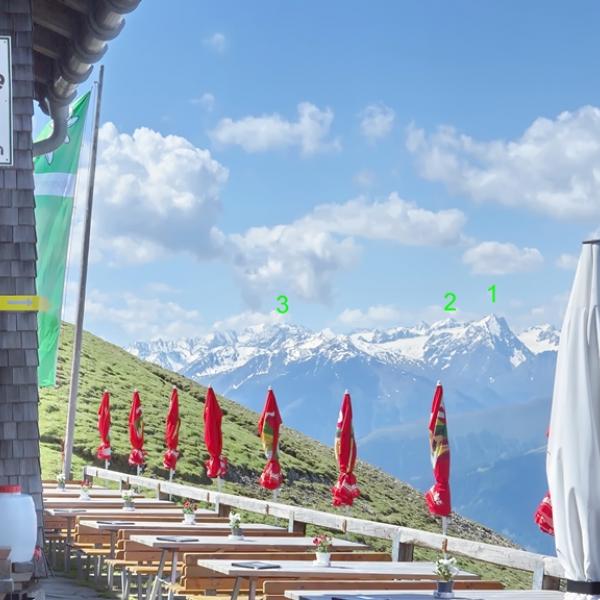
[0,0,44,563]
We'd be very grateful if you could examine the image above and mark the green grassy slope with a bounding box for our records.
[39,324,532,587]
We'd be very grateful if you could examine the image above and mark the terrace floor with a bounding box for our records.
[34,575,117,600]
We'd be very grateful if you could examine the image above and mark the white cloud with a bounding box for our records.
[191,92,215,111]
[210,102,340,155]
[353,169,375,187]
[407,107,600,219]
[94,123,228,264]
[463,241,544,275]
[359,103,395,142]
[204,32,226,53]
[229,194,466,304]
[229,222,359,305]
[86,290,203,340]
[146,282,180,295]
[310,193,466,245]
[338,305,402,328]
[212,310,283,331]
[556,253,579,270]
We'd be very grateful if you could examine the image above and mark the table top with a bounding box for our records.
[195,559,477,579]
[132,535,365,551]
[81,520,285,533]
[45,507,217,517]
[284,592,565,600]
[43,488,142,498]
[44,497,174,508]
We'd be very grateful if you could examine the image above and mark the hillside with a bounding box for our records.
[40,324,533,587]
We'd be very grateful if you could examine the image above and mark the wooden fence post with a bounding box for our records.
[288,512,306,535]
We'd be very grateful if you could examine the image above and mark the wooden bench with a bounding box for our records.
[262,578,506,600]
[171,552,392,597]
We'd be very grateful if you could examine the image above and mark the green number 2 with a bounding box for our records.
[488,284,496,303]
[444,292,457,312]
[276,295,289,314]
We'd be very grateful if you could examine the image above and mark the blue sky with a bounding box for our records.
[47,1,600,344]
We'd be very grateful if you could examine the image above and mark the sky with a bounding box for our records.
[41,1,600,345]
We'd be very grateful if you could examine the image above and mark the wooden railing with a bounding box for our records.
[83,465,562,590]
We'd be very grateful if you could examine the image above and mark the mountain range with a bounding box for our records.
[128,315,560,554]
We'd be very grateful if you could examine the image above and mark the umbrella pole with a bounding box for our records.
[272,488,280,501]
[104,460,109,471]
[217,477,223,492]
[442,516,449,557]
[168,469,174,501]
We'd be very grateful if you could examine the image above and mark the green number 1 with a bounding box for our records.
[488,284,496,303]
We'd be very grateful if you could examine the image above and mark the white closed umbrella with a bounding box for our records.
[547,239,600,599]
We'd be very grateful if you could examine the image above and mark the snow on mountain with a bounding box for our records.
[518,324,560,354]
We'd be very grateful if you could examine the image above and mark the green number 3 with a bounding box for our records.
[276,295,289,314]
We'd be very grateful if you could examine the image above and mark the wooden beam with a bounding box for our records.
[31,0,80,39]
[55,0,92,14]
[32,53,54,85]
[33,25,67,60]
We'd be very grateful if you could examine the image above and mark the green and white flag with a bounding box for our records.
[35,92,91,387]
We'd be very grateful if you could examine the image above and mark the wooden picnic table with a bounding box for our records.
[80,520,287,559]
[44,497,174,509]
[196,559,479,600]
[132,535,365,600]
[43,488,143,498]
[284,592,565,600]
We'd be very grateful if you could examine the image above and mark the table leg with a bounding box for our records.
[230,577,242,600]
[110,530,116,559]
[64,518,73,572]
[248,578,257,600]
[167,550,178,600]
[146,549,167,600]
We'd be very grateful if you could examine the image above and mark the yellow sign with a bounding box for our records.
[0,296,49,311]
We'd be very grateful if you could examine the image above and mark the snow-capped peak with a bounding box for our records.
[518,324,560,354]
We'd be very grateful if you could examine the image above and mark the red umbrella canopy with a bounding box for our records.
[535,491,554,536]
[163,387,181,471]
[203,386,228,478]
[332,390,360,507]
[424,383,451,517]
[257,387,284,491]
[128,389,146,466]
[96,390,111,463]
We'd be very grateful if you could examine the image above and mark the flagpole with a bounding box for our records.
[63,65,104,478]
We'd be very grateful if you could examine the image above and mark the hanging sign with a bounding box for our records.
[0,36,13,167]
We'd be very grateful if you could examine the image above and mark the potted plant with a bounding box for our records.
[56,473,66,491]
[122,490,135,511]
[313,534,332,567]
[434,555,459,598]
[182,500,197,525]
[228,512,244,540]
[79,480,92,500]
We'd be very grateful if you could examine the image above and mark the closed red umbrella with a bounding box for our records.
[535,491,554,535]
[425,382,451,529]
[96,390,111,468]
[332,390,360,507]
[203,386,228,480]
[163,387,180,477]
[128,389,146,472]
[258,386,283,491]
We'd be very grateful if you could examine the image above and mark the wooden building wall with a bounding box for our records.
[0,0,44,547]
